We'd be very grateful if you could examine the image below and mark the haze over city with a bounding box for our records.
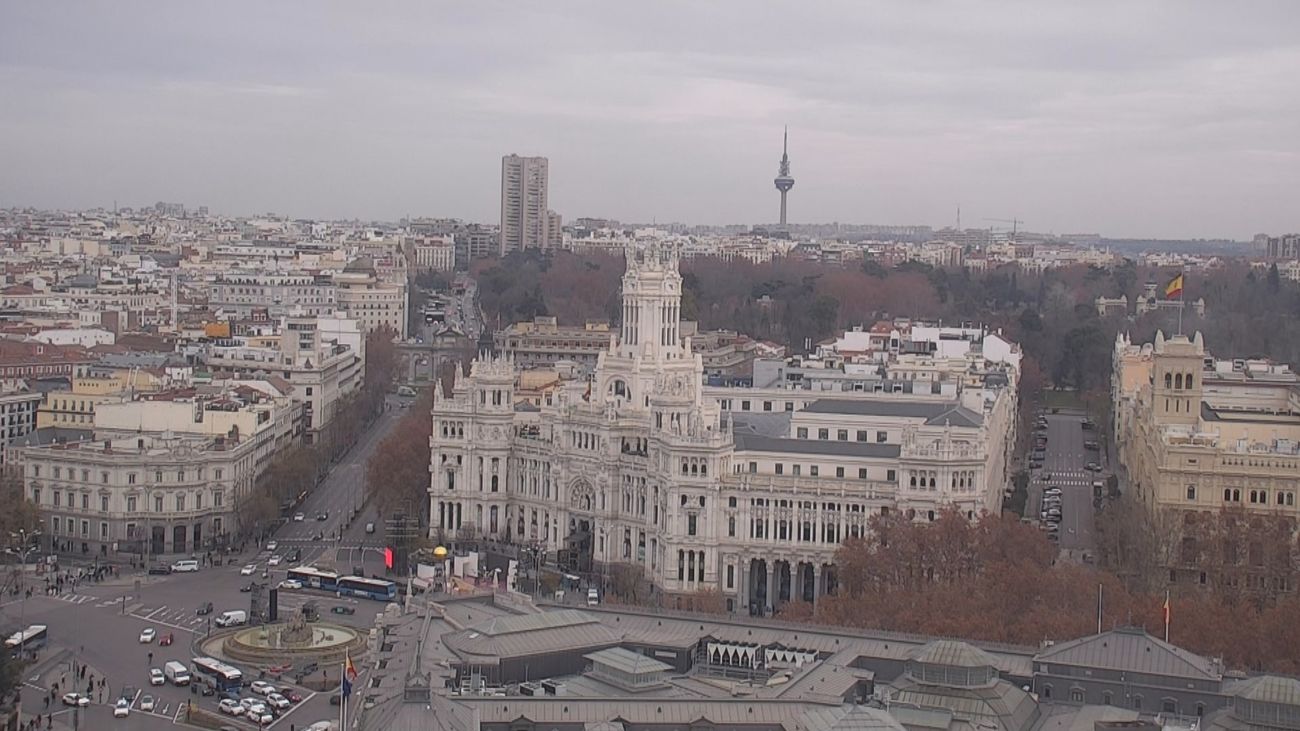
[3,1,1299,238]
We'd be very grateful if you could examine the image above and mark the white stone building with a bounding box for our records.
[429,244,1019,614]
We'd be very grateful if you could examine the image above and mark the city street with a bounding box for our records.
[1,399,411,729]
[1027,410,1107,559]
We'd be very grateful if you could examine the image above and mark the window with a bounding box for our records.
[195,493,203,510]
[81,494,89,510]
[792,465,801,476]
[775,463,784,475]
[213,492,223,508]
[100,496,108,512]
[810,466,819,477]
[101,471,109,484]
[836,467,845,478]
[728,516,736,537]
[53,491,61,507]
[154,496,163,512]
[81,469,89,482]
[763,401,772,412]
[155,471,163,483]
[1162,700,1177,714]
[100,522,108,540]
[876,431,888,443]
[796,427,808,439]
[856,430,868,442]
[31,488,40,504]
[1186,485,1196,500]
[31,465,39,478]
[127,497,137,512]
[1102,692,1113,706]
[214,468,223,480]
[80,520,88,537]
[887,469,897,482]
[818,428,829,440]
[1071,689,1085,703]
[837,429,848,441]
[128,473,137,485]
[748,462,757,473]
[53,466,61,479]
[177,470,184,481]
[859,468,868,479]
[784,402,794,412]
[741,400,750,411]
[726,564,735,589]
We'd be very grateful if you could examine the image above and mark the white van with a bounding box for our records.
[214,610,247,628]
[163,661,190,686]
[170,559,199,573]
[586,588,600,606]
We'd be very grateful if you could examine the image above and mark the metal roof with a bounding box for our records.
[908,640,997,669]
[1034,627,1220,680]
[803,400,981,425]
[1230,675,1300,706]
[799,705,908,731]
[733,433,902,459]
[584,647,673,676]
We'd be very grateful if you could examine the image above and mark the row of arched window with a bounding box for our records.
[1163,371,1196,390]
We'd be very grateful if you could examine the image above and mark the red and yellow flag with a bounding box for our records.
[1164,273,1184,299]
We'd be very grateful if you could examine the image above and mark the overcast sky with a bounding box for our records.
[2,2,1298,239]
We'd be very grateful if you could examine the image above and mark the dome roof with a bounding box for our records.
[907,640,997,669]
[798,704,907,731]
[1233,675,1300,706]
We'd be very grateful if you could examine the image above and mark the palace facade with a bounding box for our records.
[429,244,1019,613]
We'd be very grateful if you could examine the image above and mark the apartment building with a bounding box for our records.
[493,316,612,374]
[0,383,42,465]
[334,256,407,339]
[207,272,337,318]
[499,154,549,255]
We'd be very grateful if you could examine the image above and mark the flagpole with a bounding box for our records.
[1177,268,1185,336]
[1096,583,1103,634]
[1163,590,1170,643]
[340,662,346,729]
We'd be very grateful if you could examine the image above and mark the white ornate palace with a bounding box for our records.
[429,244,1020,614]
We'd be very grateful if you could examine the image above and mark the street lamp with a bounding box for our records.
[7,529,42,624]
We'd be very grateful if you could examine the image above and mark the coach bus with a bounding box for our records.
[287,566,340,591]
[191,656,243,692]
[4,625,47,654]
[336,576,398,601]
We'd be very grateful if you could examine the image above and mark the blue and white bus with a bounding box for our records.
[4,625,47,654]
[336,576,397,601]
[287,566,339,591]
[191,656,243,692]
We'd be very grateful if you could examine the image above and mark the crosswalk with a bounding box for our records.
[1037,469,1100,488]
[127,591,362,633]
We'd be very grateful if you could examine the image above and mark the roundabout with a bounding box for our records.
[201,611,369,666]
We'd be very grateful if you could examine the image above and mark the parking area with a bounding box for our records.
[1026,410,1107,559]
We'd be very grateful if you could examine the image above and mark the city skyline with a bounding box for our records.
[2,2,1299,239]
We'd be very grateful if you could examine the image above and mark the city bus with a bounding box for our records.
[4,625,47,654]
[336,576,398,601]
[191,656,243,692]
[287,566,339,591]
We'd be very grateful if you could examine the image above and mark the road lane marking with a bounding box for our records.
[145,605,169,619]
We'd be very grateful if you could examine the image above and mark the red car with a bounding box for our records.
[159,633,174,646]
[285,691,304,703]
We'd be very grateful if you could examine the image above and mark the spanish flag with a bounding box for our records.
[1164,273,1184,299]
[345,650,358,680]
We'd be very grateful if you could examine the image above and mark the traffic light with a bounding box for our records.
[384,547,394,569]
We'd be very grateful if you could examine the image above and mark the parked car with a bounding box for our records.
[147,564,172,575]
[218,698,244,716]
[250,681,276,696]
[293,512,306,522]
[266,692,291,710]
[150,668,165,686]
[114,698,131,717]
[331,605,355,615]
[197,601,214,615]
[62,692,91,707]
[139,628,156,643]
[141,695,155,712]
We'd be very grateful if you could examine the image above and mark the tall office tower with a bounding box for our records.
[773,127,795,228]
[499,154,549,255]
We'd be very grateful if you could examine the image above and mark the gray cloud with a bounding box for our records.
[1,1,1297,238]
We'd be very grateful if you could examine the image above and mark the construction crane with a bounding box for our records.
[983,218,1025,240]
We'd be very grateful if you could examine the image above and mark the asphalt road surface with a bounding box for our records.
[1027,411,1107,558]
[2,398,410,729]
